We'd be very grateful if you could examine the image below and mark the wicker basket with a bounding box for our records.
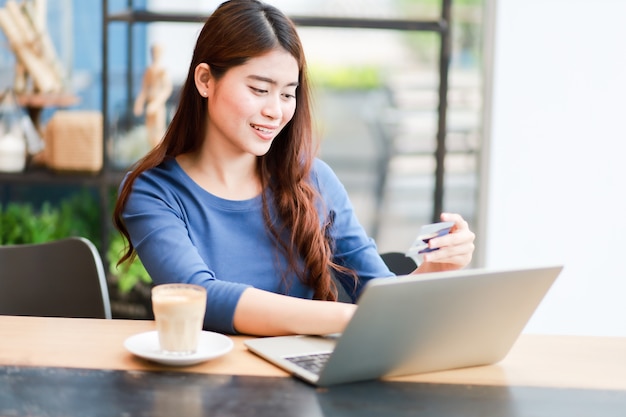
[43,110,103,173]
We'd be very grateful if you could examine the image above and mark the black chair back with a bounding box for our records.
[0,237,112,319]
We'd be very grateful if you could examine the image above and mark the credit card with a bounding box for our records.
[406,221,455,257]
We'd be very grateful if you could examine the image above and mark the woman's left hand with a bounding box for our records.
[416,212,475,273]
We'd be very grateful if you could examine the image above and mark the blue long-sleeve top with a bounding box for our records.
[121,157,392,334]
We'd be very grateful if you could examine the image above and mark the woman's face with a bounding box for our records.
[204,48,299,158]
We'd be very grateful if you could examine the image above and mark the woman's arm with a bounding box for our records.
[233,287,357,336]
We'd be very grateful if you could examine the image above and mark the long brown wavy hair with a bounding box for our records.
[113,0,352,301]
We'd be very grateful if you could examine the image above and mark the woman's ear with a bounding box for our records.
[194,63,211,97]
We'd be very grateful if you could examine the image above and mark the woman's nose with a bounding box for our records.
[262,95,282,120]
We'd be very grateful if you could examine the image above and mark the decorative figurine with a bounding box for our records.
[133,43,172,148]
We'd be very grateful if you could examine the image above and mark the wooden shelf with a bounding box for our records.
[15,92,79,108]
[0,167,124,187]
[15,92,80,131]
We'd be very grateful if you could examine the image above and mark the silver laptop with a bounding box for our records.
[245,265,563,386]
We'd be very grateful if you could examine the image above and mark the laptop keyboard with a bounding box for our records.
[284,352,331,375]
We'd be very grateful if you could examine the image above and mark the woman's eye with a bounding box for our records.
[250,87,267,94]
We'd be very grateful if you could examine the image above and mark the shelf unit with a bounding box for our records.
[2,0,453,279]
[103,0,453,224]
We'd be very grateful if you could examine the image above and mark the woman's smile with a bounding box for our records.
[250,122,279,139]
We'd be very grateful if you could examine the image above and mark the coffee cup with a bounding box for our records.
[151,283,207,355]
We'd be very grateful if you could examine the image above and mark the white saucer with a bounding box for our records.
[124,330,233,366]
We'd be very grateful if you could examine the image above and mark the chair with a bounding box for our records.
[0,237,112,319]
[334,252,418,302]
[379,252,418,276]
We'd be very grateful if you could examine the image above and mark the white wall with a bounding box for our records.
[482,0,626,336]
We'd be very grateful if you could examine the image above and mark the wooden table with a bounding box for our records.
[1,315,626,416]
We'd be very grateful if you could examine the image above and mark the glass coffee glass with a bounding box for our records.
[151,283,207,355]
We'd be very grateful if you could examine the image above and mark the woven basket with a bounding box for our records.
[43,111,103,173]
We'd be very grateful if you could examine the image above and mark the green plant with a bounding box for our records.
[1,202,54,244]
[309,64,384,91]
[1,189,152,293]
[107,232,152,294]
[0,190,98,245]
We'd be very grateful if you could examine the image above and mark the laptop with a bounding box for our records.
[245,265,563,386]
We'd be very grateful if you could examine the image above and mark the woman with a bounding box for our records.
[113,0,475,336]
